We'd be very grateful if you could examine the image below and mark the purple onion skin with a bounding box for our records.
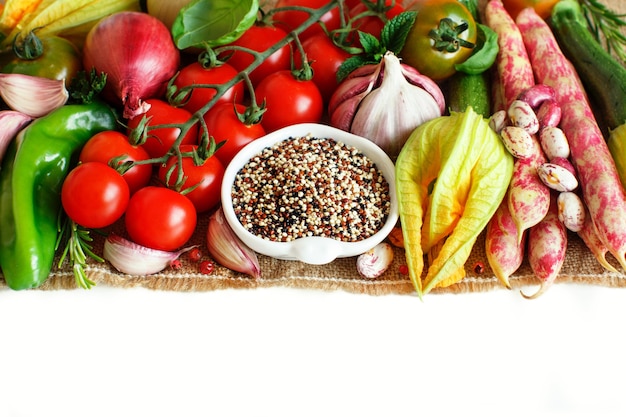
[83,11,180,119]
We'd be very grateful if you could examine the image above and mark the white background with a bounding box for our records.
[1,284,625,417]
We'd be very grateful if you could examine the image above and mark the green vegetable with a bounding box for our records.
[444,70,491,118]
[0,101,116,290]
[171,0,259,50]
[453,23,499,75]
[395,108,513,297]
[549,0,626,130]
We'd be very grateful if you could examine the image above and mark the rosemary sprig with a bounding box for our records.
[579,0,626,64]
[56,214,102,289]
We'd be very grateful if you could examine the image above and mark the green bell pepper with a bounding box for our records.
[0,101,117,290]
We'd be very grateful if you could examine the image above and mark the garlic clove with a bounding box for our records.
[0,73,69,118]
[103,233,196,275]
[356,242,394,279]
[207,207,261,279]
[0,110,32,162]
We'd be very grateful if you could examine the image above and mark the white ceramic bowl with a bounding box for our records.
[220,123,399,265]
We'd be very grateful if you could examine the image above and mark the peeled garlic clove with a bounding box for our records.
[207,207,261,279]
[103,233,196,275]
[356,242,394,279]
[0,110,32,162]
[0,73,68,118]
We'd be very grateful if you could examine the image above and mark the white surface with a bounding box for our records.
[1,284,625,417]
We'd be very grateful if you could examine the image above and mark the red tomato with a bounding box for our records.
[79,130,153,195]
[61,162,130,229]
[255,70,323,132]
[127,98,198,159]
[173,61,244,114]
[157,145,225,213]
[124,186,197,251]
[222,24,291,87]
[272,0,342,41]
[294,33,351,104]
[348,0,405,40]
[204,102,267,166]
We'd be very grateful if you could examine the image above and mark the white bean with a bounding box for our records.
[557,191,586,232]
[499,125,535,159]
[540,126,570,160]
[537,162,579,192]
[356,242,394,279]
[508,99,540,135]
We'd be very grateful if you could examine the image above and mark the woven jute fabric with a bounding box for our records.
[2,0,626,294]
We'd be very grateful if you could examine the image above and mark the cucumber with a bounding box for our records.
[444,70,492,118]
[549,0,626,131]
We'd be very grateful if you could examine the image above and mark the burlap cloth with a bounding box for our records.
[2,0,626,294]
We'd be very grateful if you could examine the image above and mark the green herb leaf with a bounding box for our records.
[172,0,259,50]
[455,23,499,75]
[381,11,417,55]
[336,55,374,82]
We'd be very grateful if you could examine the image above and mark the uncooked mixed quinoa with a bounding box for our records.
[231,135,391,242]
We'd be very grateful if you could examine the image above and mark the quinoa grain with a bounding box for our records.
[231,135,391,242]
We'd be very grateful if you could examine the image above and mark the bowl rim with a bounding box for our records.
[220,123,399,265]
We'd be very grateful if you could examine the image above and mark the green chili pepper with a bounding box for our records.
[0,101,117,290]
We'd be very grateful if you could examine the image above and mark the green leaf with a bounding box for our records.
[455,23,499,75]
[359,31,382,55]
[336,55,376,82]
[172,0,259,50]
[381,11,417,54]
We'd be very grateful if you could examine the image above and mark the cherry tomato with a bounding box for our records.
[127,98,198,159]
[79,130,153,195]
[222,24,291,87]
[1,32,82,86]
[255,70,323,133]
[399,0,478,81]
[173,61,244,114]
[293,33,351,105]
[348,0,405,40]
[158,144,225,213]
[61,162,130,229]
[124,186,197,251]
[501,0,560,19]
[204,102,266,167]
[272,0,342,41]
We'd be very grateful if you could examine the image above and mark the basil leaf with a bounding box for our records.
[172,0,259,50]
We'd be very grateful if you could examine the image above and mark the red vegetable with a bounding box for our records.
[517,7,626,271]
[484,0,535,111]
[522,198,567,299]
[485,195,526,289]
[83,11,180,119]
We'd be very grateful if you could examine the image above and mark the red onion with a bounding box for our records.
[83,11,180,119]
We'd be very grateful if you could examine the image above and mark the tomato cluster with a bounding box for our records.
[61,0,483,256]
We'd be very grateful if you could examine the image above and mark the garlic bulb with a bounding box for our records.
[0,73,68,117]
[329,51,445,159]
